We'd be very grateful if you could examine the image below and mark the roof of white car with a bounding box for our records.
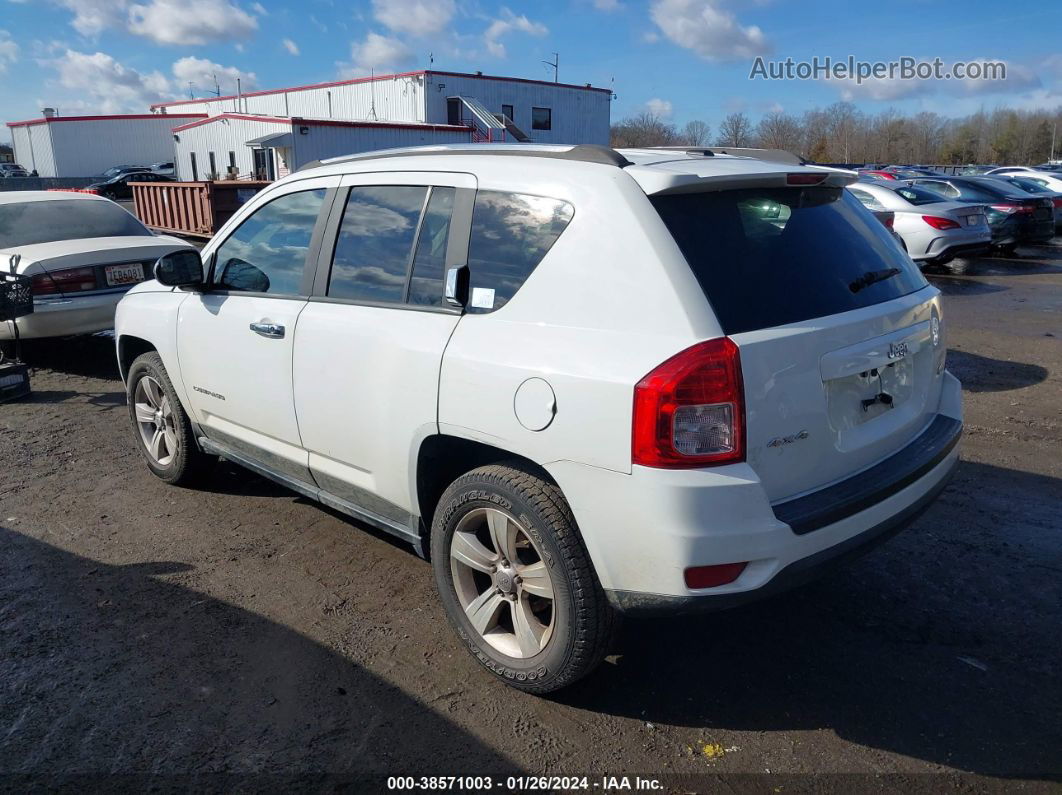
[0,190,106,205]
[293,144,855,195]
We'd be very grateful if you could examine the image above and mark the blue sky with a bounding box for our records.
[2,0,1060,140]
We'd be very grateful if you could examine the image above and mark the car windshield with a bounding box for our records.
[893,186,947,206]
[0,199,149,248]
[1005,177,1049,194]
[652,187,926,334]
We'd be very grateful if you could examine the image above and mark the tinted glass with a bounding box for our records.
[949,180,1010,201]
[652,187,927,335]
[531,107,551,130]
[0,199,149,247]
[408,187,455,307]
[466,190,574,313]
[328,185,427,303]
[894,185,948,206]
[213,188,326,295]
[848,188,885,211]
[1005,177,1049,194]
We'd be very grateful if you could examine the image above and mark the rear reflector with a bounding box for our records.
[684,562,748,589]
[633,338,745,468]
[922,215,960,230]
[786,172,828,186]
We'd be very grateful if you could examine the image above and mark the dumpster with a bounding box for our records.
[132,181,270,238]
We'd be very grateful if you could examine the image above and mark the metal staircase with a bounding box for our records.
[450,96,530,143]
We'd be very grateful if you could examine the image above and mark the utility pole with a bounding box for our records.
[542,52,558,83]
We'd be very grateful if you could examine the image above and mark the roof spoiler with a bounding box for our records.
[643,146,806,166]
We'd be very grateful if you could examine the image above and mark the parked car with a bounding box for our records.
[87,171,175,200]
[857,169,898,180]
[847,182,990,269]
[98,165,151,181]
[985,166,1036,176]
[0,191,192,340]
[988,175,1062,229]
[0,163,30,178]
[150,162,175,177]
[116,144,962,693]
[883,166,942,178]
[908,176,1055,253]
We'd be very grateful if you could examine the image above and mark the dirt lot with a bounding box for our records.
[1,243,1060,791]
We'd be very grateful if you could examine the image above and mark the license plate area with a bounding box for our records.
[104,262,145,287]
[825,356,916,431]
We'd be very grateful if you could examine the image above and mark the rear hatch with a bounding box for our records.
[650,179,945,502]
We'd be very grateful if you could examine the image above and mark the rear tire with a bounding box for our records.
[430,464,617,693]
[127,352,214,486]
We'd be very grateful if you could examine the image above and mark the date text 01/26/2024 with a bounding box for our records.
[386,775,664,791]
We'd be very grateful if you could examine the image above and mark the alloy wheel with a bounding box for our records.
[133,375,178,466]
[449,507,556,659]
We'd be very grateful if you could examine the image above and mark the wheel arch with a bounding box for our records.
[117,334,158,384]
[414,434,560,536]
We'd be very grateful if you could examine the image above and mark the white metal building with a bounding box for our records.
[152,70,612,146]
[171,114,474,181]
[7,113,206,177]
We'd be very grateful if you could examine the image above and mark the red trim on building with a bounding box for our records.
[150,69,611,109]
[171,114,292,132]
[172,113,474,134]
[6,113,206,128]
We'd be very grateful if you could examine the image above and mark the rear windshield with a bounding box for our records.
[0,199,149,248]
[893,185,946,206]
[652,187,926,335]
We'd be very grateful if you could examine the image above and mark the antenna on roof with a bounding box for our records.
[210,73,221,97]
[542,52,558,83]
[187,81,195,100]
[429,52,434,68]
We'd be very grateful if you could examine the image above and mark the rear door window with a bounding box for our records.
[652,187,926,335]
[466,190,574,313]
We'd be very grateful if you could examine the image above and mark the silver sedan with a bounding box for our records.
[847,181,992,269]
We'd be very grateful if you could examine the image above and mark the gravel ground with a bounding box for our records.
[1,242,1060,792]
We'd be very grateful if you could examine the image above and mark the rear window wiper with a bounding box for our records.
[849,267,900,293]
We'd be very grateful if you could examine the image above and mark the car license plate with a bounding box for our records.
[105,263,145,287]
[967,215,979,226]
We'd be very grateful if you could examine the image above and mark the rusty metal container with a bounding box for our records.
[132,181,270,238]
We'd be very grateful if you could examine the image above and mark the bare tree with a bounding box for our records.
[717,112,752,147]
[754,112,804,154]
[610,112,678,147]
[680,120,711,146]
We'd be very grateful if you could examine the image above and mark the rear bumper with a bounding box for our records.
[547,372,964,615]
[0,292,124,340]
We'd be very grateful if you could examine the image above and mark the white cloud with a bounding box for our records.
[128,0,259,45]
[171,56,257,95]
[593,0,622,10]
[372,0,455,37]
[834,58,1041,102]
[45,49,171,113]
[483,8,547,58]
[649,0,769,61]
[346,32,413,74]
[0,30,19,75]
[646,97,672,117]
[55,0,129,35]
[282,38,299,56]
[250,1,266,14]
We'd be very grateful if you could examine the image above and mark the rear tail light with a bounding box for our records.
[989,203,1032,214]
[1052,198,1062,209]
[30,266,98,296]
[882,214,895,230]
[922,215,960,230]
[685,562,748,589]
[786,173,827,186]
[632,338,745,468]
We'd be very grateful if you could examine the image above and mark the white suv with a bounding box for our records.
[115,144,963,693]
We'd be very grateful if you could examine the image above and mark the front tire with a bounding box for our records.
[127,352,214,486]
[430,464,616,694]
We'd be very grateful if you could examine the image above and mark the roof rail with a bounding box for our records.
[643,146,806,166]
[297,144,633,172]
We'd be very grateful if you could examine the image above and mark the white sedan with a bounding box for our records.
[0,191,192,340]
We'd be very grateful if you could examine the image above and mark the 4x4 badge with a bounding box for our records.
[767,429,809,448]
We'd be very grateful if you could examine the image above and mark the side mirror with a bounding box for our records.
[154,249,203,288]
[444,265,469,307]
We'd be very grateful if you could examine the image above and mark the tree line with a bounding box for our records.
[610,102,1062,165]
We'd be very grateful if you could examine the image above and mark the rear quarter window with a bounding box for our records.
[466,190,574,313]
[652,187,927,335]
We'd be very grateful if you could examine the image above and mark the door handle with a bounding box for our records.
[249,321,285,338]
